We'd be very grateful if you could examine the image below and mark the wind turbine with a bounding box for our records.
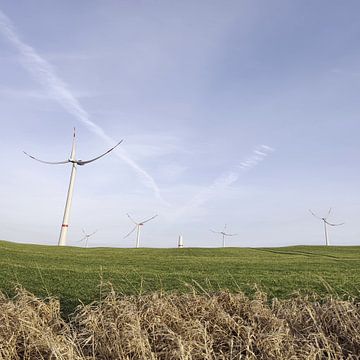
[178,235,184,248]
[124,213,158,248]
[24,128,123,246]
[210,224,237,248]
[78,228,98,248]
[309,208,344,246]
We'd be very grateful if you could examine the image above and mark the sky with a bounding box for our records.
[0,0,359,248]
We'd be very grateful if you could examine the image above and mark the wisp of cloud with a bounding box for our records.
[0,9,164,202]
[172,145,274,219]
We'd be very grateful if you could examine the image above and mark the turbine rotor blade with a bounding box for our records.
[141,214,158,224]
[70,127,76,159]
[224,233,237,236]
[123,226,137,239]
[210,229,221,234]
[89,230,98,237]
[309,209,322,220]
[23,151,69,165]
[76,139,124,166]
[324,220,345,227]
[127,213,138,224]
[327,207,332,218]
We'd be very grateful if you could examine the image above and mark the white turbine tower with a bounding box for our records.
[309,208,344,246]
[210,224,237,248]
[124,213,158,248]
[79,229,98,248]
[24,128,123,246]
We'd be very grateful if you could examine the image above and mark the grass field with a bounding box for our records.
[0,240,359,315]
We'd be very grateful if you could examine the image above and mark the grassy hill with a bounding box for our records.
[0,240,359,315]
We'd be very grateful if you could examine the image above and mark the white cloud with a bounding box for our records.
[169,145,274,220]
[0,86,96,100]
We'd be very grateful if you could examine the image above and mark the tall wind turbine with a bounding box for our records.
[210,224,237,248]
[124,213,158,248]
[79,228,98,248]
[24,128,123,246]
[309,208,344,246]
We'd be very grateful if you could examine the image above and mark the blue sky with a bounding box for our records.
[0,1,359,247]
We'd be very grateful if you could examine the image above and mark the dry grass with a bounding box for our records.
[0,286,359,359]
[0,287,82,360]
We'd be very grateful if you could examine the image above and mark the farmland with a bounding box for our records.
[0,240,359,315]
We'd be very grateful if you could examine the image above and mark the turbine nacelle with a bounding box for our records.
[69,159,91,166]
[219,231,236,236]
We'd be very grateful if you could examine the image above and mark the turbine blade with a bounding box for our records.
[327,207,332,218]
[325,220,345,227]
[89,230,98,237]
[141,214,158,224]
[23,151,69,165]
[123,226,137,239]
[225,233,237,236]
[76,139,124,166]
[210,229,221,234]
[70,127,76,160]
[309,209,322,220]
[77,236,87,242]
[127,213,138,224]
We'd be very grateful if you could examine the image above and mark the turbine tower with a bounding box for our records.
[309,208,344,246]
[24,128,123,246]
[79,228,98,248]
[210,224,237,248]
[124,213,158,248]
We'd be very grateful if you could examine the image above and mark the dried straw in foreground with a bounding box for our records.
[0,287,359,359]
[0,287,82,360]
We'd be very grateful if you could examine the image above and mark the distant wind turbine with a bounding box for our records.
[210,224,237,248]
[124,213,158,248]
[178,235,184,248]
[79,228,98,248]
[309,208,344,246]
[24,128,123,246]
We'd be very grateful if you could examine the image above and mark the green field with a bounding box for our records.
[0,240,359,315]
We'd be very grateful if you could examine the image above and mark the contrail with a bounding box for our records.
[0,10,164,201]
[172,145,274,219]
